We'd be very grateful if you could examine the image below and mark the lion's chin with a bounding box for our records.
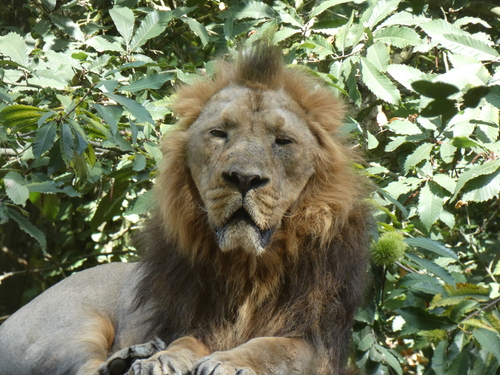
[215,208,274,254]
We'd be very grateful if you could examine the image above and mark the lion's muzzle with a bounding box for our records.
[215,207,274,254]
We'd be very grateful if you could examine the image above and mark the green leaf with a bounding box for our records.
[0,32,29,66]
[387,64,427,91]
[106,93,155,125]
[374,25,421,48]
[431,340,447,375]
[109,6,135,49]
[473,329,500,362]
[433,174,456,194]
[232,1,274,20]
[309,0,352,18]
[360,57,400,105]
[440,33,498,62]
[405,252,456,285]
[4,171,29,206]
[366,42,389,72]
[365,0,400,29]
[404,237,458,260]
[451,160,500,201]
[120,73,173,93]
[32,121,57,159]
[129,10,172,52]
[397,306,455,331]
[385,120,422,135]
[418,181,444,230]
[60,122,75,163]
[8,208,47,253]
[412,80,459,99]
[0,104,46,132]
[450,300,479,321]
[133,153,146,171]
[50,15,85,41]
[403,142,433,173]
[183,18,210,47]
[462,169,500,203]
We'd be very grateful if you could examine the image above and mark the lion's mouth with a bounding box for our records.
[215,208,274,253]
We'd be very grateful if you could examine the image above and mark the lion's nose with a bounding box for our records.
[222,171,269,196]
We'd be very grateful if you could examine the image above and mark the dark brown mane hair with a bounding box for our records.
[135,43,371,374]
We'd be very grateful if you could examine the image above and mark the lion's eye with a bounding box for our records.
[210,129,227,139]
[275,137,294,145]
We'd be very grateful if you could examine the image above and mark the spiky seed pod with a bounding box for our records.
[371,231,408,267]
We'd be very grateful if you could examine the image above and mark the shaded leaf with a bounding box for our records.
[32,121,57,159]
[8,208,47,253]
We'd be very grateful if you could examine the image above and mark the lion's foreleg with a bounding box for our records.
[193,337,317,375]
[100,336,210,375]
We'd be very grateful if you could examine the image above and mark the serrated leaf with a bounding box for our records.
[374,25,422,48]
[405,237,458,260]
[8,208,46,253]
[364,0,400,29]
[452,160,500,200]
[60,122,75,163]
[385,120,422,135]
[129,11,172,52]
[366,42,389,72]
[388,64,430,92]
[433,174,456,194]
[183,17,210,47]
[109,6,135,48]
[473,329,500,361]
[397,306,455,331]
[0,32,29,66]
[462,169,500,202]
[232,1,274,20]
[377,346,403,375]
[406,252,456,285]
[50,15,84,41]
[412,80,459,98]
[450,300,479,321]
[403,142,433,173]
[106,93,154,125]
[120,73,172,93]
[440,33,498,62]
[418,181,444,230]
[32,121,57,159]
[360,57,400,105]
[4,171,29,206]
[86,36,125,53]
[309,0,352,18]
[0,104,46,131]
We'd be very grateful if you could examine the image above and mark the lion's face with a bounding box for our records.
[186,86,318,254]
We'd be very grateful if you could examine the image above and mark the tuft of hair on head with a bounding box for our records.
[234,40,284,90]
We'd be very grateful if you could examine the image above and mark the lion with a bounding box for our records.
[0,43,371,375]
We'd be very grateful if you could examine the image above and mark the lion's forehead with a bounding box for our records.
[196,85,311,137]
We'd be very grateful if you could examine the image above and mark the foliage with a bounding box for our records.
[1,0,500,373]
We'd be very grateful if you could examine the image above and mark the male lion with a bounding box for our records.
[0,44,371,375]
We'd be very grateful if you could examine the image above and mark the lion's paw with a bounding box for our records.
[98,338,166,375]
[193,354,257,375]
[127,353,191,375]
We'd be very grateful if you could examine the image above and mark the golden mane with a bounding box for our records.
[135,44,371,374]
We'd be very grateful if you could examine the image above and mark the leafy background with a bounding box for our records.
[1,0,500,373]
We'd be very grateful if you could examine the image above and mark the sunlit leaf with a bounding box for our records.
[109,6,135,48]
[360,57,400,105]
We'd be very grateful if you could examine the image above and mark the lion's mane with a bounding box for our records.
[135,45,371,374]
